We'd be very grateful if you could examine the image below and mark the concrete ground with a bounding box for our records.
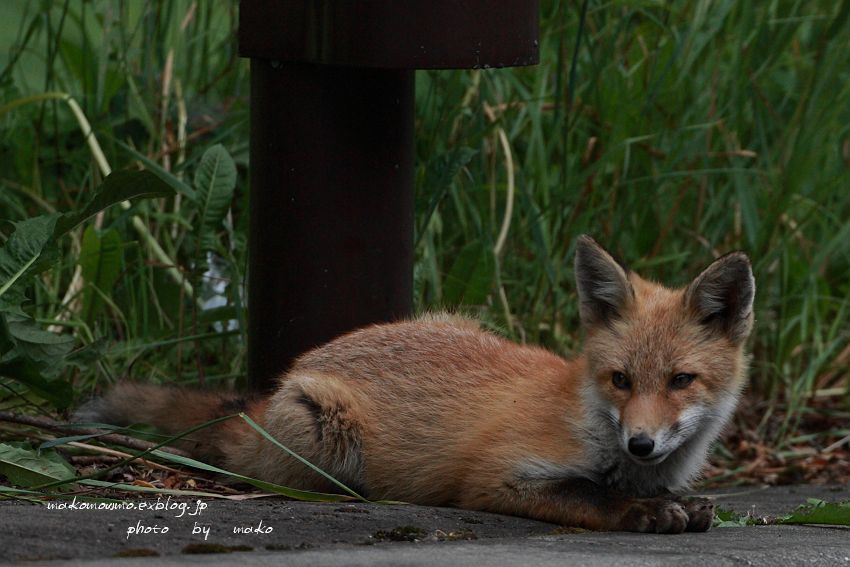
[1,484,848,566]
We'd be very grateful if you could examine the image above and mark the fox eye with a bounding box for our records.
[670,373,696,390]
[611,372,631,390]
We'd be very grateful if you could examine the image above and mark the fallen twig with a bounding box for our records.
[0,411,192,458]
[823,434,850,454]
[68,455,122,466]
[67,441,186,474]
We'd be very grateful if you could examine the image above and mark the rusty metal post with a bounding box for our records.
[240,1,539,391]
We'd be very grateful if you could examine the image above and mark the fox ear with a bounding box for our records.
[574,235,634,328]
[685,252,755,343]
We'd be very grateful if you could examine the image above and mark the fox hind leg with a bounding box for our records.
[235,373,365,494]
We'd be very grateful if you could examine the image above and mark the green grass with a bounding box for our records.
[0,0,848,456]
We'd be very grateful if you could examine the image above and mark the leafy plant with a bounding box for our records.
[0,442,77,489]
[192,144,237,255]
[0,169,176,408]
[78,226,122,325]
[714,499,850,527]
[0,214,61,315]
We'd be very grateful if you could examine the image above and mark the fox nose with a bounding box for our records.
[628,434,655,457]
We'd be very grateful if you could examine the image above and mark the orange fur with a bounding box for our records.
[80,236,755,533]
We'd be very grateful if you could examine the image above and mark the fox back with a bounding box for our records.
[81,235,755,533]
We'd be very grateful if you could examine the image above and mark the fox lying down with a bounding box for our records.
[81,236,755,533]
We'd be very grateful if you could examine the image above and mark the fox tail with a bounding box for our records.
[73,382,258,463]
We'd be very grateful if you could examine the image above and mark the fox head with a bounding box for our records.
[575,235,755,468]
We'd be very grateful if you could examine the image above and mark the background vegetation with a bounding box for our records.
[1,0,848,469]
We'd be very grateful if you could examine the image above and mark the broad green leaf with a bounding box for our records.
[712,508,752,528]
[79,226,123,324]
[7,315,74,368]
[193,144,237,252]
[0,214,61,313]
[0,355,74,409]
[443,241,496,306]
[54,169,175,236]
[713,501,850,528]
[0,443,76,488]
[0,314,75,408]
[780,501,850,526]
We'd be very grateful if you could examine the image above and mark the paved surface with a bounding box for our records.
[1,485,848,565]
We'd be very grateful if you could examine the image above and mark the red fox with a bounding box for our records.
[79,235,755,533]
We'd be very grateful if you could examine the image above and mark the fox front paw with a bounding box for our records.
[678,497,714,532]
[618,498,690,534]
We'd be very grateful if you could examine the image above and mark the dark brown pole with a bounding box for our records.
[241,0,538,391]
[248,61,414,389]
